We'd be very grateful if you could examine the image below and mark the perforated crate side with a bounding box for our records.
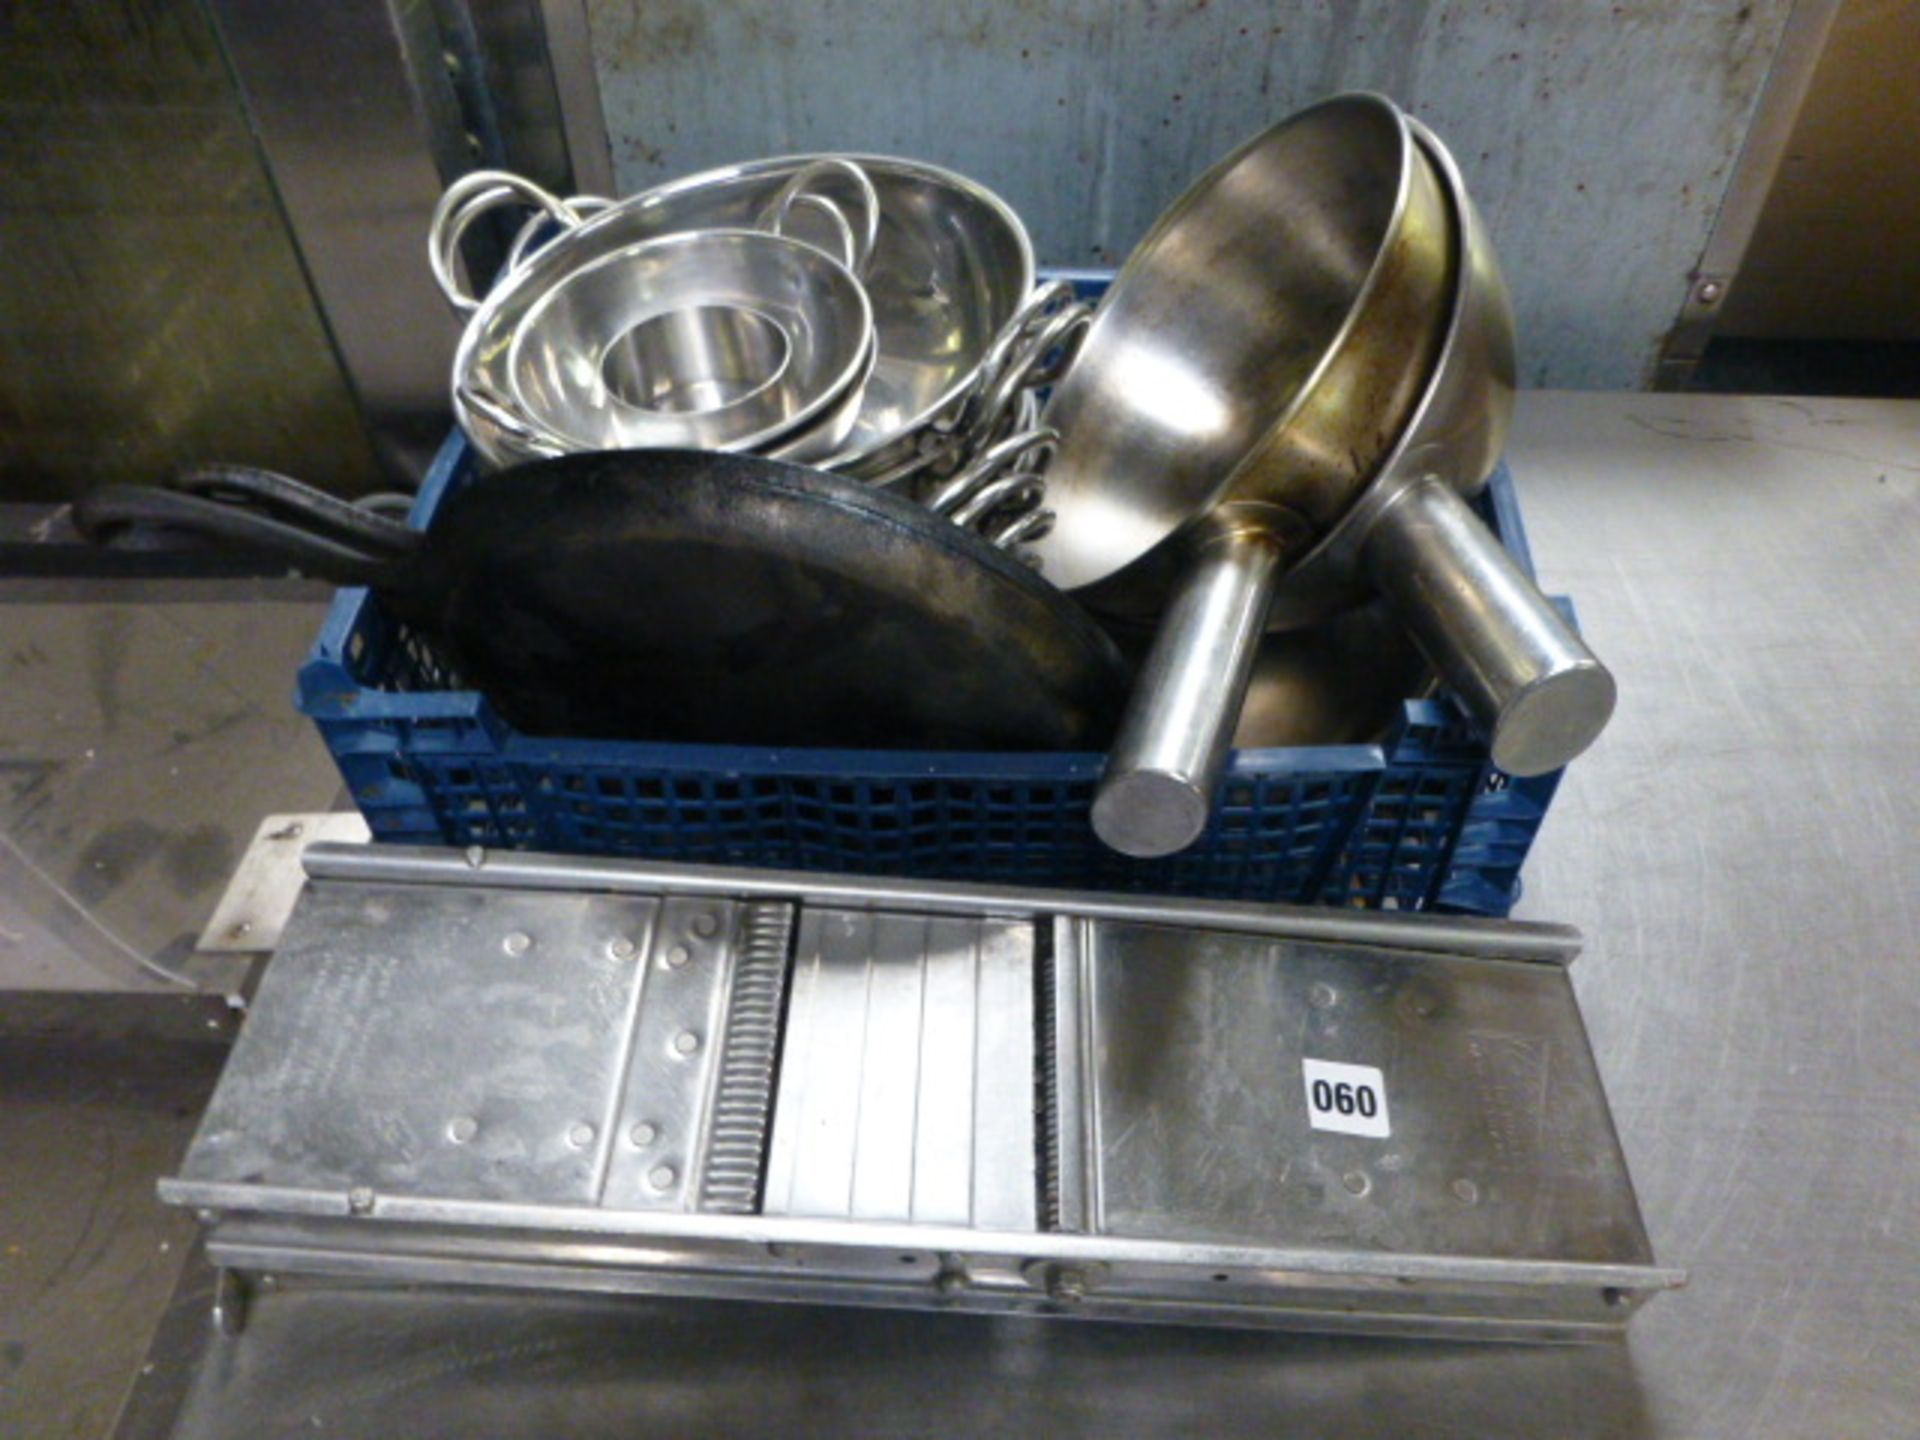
[1435,767,1564,913]
[1413,594,1582,914]
[1312,702,1481,910]
[499,743,1376,901]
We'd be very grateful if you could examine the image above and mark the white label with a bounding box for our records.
[1301,1059,1390,1138]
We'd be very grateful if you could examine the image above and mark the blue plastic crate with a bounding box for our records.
[299,420,1571,915]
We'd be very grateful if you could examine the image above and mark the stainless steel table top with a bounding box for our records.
[6,392,1918,1437]
[1506,390,1920,1438]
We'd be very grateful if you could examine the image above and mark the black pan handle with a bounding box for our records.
[72,484,401,587]
[167,464,425,556]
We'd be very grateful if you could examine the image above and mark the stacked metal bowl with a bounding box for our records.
[430,156,1089,546]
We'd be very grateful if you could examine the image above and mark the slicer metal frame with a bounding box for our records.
[163,844,1682,1342]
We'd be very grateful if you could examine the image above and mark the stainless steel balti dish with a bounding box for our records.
[500,227,873,458]
[435,155,1042,479]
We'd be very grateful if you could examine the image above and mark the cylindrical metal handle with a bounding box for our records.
[1364,476,1615,776]
[1092,526,1286,858]
[965,301,1092,446]
[770,192,861,273]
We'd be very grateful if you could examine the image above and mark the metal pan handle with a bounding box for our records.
[428,170,590,314]
[953,281,1077,432]
[502,194,614,274]
[1088,475,1616,857]
[925,427,1054,516]
[167,465,424,556]
[961,300,1092,446]
[769,192,861,273]
[71,484,399,587]
[865,285,1081,494]
[759,159,880,278]
[1363,477,1615,776]
[1091,518,1292,858]
[924,427,1059,549]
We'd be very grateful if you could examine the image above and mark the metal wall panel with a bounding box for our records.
[206,0,473,483]
[0,1,377,502]
[204,0,605,487]
[579,0,1797,388]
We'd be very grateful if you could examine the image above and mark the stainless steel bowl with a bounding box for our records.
[447,155,1034,476]
[761,326,878,464]
[460,227,871,463]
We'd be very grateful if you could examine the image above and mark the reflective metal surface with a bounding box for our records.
[1035,94,1453,856]
[163,847,1673,1339]
[1368,477,1615,776]
[1034,94,1451,595]
[0,582,340,994]
[183,882,669,1205]
[145,1277,1676,1440]
[1090,523,1289,859]
[763,910,1036,1229]
[1264,117,1520,630]
[465,153,1034,475]
[490,228,873,457]
[301,843,1585,964]
[1067,106,1610,850]
[1276,121,1611,778]
[919,423,1062,550]
[1088,561,1443,756]
[1230,600,1437,749]
[26,391,1913,1438]
[0,2,376,501]
[1057,917,1654,1267]
[205,0,466,482]
[197,812,372,954]
[177,881,790,1217]
[602,898,792,1215]
[1511,390,1920,1436]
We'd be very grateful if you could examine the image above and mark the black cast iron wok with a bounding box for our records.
[74,451,1128,751]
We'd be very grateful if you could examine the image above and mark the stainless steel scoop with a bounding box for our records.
[1028,97,1613,857]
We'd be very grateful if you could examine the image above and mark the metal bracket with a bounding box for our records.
[1655,0,1845,388]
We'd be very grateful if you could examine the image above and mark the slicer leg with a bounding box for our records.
[212,1266,250,1337]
